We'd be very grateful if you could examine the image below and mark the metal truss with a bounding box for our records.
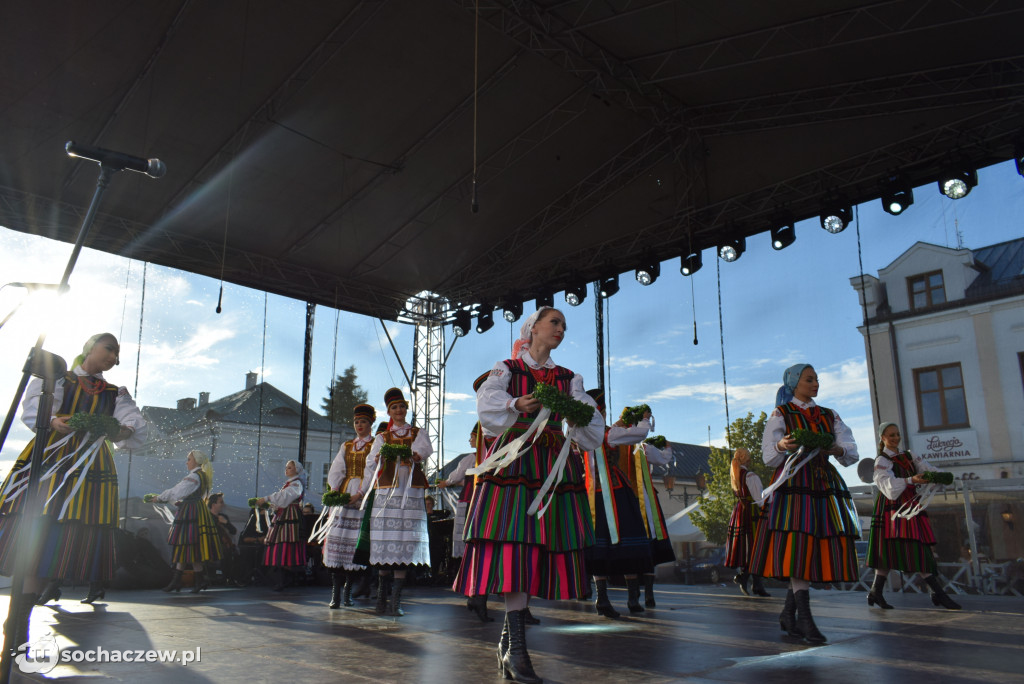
[407,293,448,473]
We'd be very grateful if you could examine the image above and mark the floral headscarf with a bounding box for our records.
[511,306,554,360]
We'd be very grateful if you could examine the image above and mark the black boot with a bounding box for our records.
[36,579,62,605]
[343,574,355,607]
[468,594,494,622]
[4,592,38,653]
[375,573,388,614]
[387,576,405,617]
[644,574,656,607]
[794,589,826,644]
[523,606,541,625]
[626,577,644,613]
[190,570,208,594]
[925,574,961,610]
[503,609,542,684]
[82,581,106,603]
[329,571,343,609]
[867,573,893,609]
[353,570,371,598]
[497,611,510,677]
[272,569,288,592]
[751,574,771,597]
[779,588,803,638]
[734,572,750,596]
[594,578,620,618]
[162,570,184,593]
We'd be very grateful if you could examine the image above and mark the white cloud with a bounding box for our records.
[609,355,656,368]
[444,392,473,402]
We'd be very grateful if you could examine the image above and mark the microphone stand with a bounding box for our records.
[0,164,120,684]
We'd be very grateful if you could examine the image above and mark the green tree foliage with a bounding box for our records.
[690,411,773,546]
[321,365,369,424]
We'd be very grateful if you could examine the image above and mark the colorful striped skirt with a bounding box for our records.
[167,500,223,565]
[748,456,860,582]
[866,494,938,574]
[645,486,676,567]
[263,503,307,568]
[454,425,593,599]
[586,468,653,576]
[724,499,758,568]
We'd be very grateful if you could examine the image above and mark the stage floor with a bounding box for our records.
[5,581,1023,683]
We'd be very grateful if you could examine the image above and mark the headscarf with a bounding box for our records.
[189,450,214,498]
[286,459,308,488]
[729,448,751,494]
[877,421,899,454]
[511,306,554,360]
[72,332,119,370]
[774,363,811,406]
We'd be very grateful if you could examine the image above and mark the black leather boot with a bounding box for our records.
[523,606,541,625]
[779,588,803,637]
[626,577,644,613]
[497,612,510,677]
[36,579,62,605]
[751,574,771,597]
[162,570,184,593]
[329,571,343,609]
[867,573,893,609]
[343,574,355,607]
[353,570,371,598]
[387,575,405,616]
[375,573,388,614]
[644,574,656,607]
[4,592,38,652]
[925,574,961,610]
[468,594,494,622]
[794,589,826,644]
[734,572,750,596]
[82,581,106,603]
[594,578,620,619]
[503,609,542,684]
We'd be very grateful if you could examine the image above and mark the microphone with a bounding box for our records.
[6,283,69,293]
[65,141,166,178]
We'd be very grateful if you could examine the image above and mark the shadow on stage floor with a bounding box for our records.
[5,582,1024,683]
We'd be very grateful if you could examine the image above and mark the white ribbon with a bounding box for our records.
[41,433,107,519]
[467,407,552,476]
[892,483,940,520]
[0,432,79,503]
[756,447,821,506]
[526,436,573,519]
[308,504,338,544]
[438,486,459,513]
[151,502,177,525]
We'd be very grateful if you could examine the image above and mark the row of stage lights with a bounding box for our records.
[452,155,1012,336]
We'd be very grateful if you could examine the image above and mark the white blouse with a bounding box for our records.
[264,476,304,508]
[445,452,476,487]
[326,435,375,491]
[22,366,148,450]
[476,352,604,452]
[873,447,936,501]
[761,398,858,468]
[154,467,202,503]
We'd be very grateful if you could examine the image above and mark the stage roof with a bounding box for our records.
[2,1,1022,321]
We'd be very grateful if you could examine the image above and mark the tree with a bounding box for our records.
[321,365,369,424]
[690,411,773,546]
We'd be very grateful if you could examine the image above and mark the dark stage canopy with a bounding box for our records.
[2,1,1023,320]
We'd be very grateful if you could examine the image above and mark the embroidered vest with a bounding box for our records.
[182,470,210,503]
[503,359,575,425]
[340,438,373,492]
[778,402,836,437]
[59,373,119,417]
[376,427,429,489]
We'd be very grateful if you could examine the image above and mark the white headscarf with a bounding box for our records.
[287,459,308,488]
[511,306,554,360]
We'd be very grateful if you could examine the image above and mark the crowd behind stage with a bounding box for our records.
[1,319,970,684]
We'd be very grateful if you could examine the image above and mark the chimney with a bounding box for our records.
[198,391,210,407]
[245,372,258,390]
[177,397,197,411]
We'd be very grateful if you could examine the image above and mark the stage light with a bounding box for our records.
[770,223,795,250]
[452,309,472,337]
[599,274,620,298]
[820,203,852,234]
[1015,140,1024,177]
[680,251,702,276]
[718,237,745,262]
[564,282,587,307]
[503,301,523,323]
[938,164,977,199]
[635,258,660,286]
[476,308,494,334]
[881,176,913,215]
[536,293,554,309]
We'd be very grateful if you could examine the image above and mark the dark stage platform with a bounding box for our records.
[5,582,1023,683]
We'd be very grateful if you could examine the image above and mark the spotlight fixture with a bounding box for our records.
[938,163,977,200]
[452,309,472,337]
[476,308,494,334]
[770,223,796,250]
[564,282,587,307]
[820,202,852,234]
[680,251,702,276]
[635,256,660,286]
[599,274,620,298]
[881,176,914,215]
[536,293,554,309]
[1015,140,1024,177]
[718,236,745,262]
[503,301,523,323]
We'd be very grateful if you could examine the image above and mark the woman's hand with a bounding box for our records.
[437,480,449,489]
[514,394,541,413]
[50,416,73,435]
[412,452,423,463]
[909,473,928,485]
[822,445,845,458]
[351,492,363,506]
[777,434,796,452]
[256,497,266,507]
[114,424,134,442]
[642,410,652,422]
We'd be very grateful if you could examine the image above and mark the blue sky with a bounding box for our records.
[1,160,1022,484]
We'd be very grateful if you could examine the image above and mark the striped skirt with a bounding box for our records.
[866,495,938,574]
[724,499,757,568]
[323,504,366,570]
[454,425,593,599]
[0,437,119,581]
[646,486,676,567]
[586,468,653,576]
[263,503,307,568]
[167,500,224,565]
[749,456,860,582]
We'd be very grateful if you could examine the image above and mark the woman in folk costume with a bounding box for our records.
[636,437,675,607]
[456,306,603,684]
[351,387,431,617]
[0,333,147,629]
[583,389,654,618]
[322,403,376,608]
[724,448,770,598]
[866,422,960,610]
[152,450,222,593]
[256,459,308,590]
[748,363,860,644]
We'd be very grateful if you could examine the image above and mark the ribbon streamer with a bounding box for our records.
[634,445,666,541]
[526,436,573,519]
[586,445,619,545]
[467,407,551,476]
[756,446,820,506]
[308,504,338,543]
[150,502,177,525]
[892,483,941,520]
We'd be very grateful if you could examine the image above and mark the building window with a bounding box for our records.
[907,270,946,310]
[914,363,969,430]
[322,462,331,492]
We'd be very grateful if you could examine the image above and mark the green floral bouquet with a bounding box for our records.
[380,443,413,463]
[788,428,834,450]
[67,412,121,439]
[620,404,651,427]
[142,493,159,503]
[247,497,270,510]
[644,435,667,449]
[322,490,352,507]
[920,471,954,485]
[532,382,595,426]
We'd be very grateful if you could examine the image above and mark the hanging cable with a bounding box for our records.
[327,306,340,459]
[118,260,132,341]
[855,206,882,426]
[470,0,480,213]
[253,291,268,497]
[716,257,731,444]
[605,295,612,414]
